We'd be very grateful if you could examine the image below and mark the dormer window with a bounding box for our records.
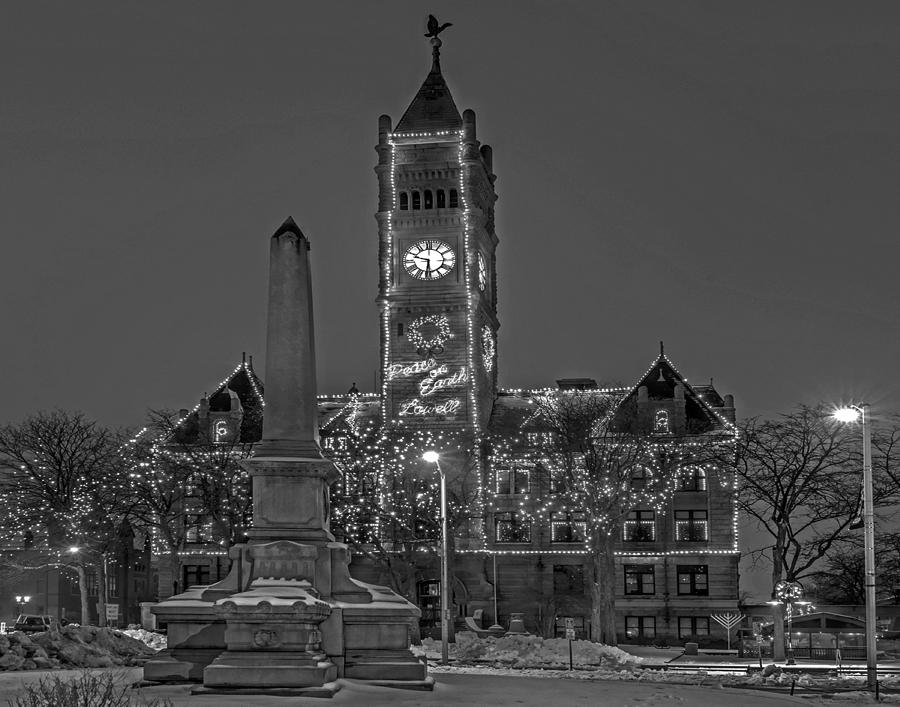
[399,192,409,210]
[654,410,670,434]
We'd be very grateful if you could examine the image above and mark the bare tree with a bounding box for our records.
[0,411,128,624]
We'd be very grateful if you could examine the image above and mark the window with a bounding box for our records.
[679,466,707,492]
[677,565,708,595]
[553,565,585,595]
[626,616,656,639]
[630,465,651,490]
[107,564,119,598]
[678,616,710,638]
[449,189,459,208]
[183,564,210,588]
[185,514,212,543]
[436,189,446,208]
[623,510,656,541]
[551,512,586,543]
[675,510,708,541]
[624,565,655,595]
[323,435,348,453]
[424,189,433,209]
[494,511,531,543]
[495,463,531,494]
[526,431,554,447]
[397,322,404,336]
[654,410,670,434]
[86,572,99,597]
[399,192,409,210]
[412,191,421,209]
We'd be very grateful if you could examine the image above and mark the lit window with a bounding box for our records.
[399,192,409,210]
[551,511,586,543]
[624,565,655,595]
[623,510,656,541]
[323,435,348,453]
[526,431,555,447]
[654,410,670,434]
[626,616,656,639]
[494,512,531,543]
[675,510,708,541]
[677,565,708,596]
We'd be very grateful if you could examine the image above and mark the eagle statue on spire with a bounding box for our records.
[425,14,452,38]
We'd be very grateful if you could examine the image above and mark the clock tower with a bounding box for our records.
[376,32,499,433]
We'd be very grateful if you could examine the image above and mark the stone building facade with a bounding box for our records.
[151,32,740,645]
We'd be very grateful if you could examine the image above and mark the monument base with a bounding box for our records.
[191,683,339,698]
[203,650,338,689]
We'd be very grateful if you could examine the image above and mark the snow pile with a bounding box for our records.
[421,632,641,671]
[0,626,158,670]
[120,628,167,651]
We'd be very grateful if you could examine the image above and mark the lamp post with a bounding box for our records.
[834,404,877,691]
[771,581,806,665]
[14,595,30,616]
[423,450,449,665]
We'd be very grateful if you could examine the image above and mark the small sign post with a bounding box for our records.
[105,604,119,627]
[0,622,6,634]
[564,618,575,670]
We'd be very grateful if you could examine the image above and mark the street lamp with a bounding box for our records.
[834,403,877,691]
[423,450,450,666]
[770,581,808,665]
[14,595,30,615]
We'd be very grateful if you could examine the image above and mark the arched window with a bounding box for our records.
[412,191,421,209]
[631,465,651,490]
[679,466,707,492]
[449,189,459,208]
[654,410,670,434]
[399,192,408,210]
[424,189,433,209]
[436,189,446,208]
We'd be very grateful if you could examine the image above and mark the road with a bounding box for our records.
[0,668,816,706]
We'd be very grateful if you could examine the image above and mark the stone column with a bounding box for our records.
[245,217,338,545]
[255,217,321,459]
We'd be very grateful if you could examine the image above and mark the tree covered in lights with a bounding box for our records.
[493,390,723,645]
[0,411,131,625]
[126,409,253,597]
[327,416,482,613]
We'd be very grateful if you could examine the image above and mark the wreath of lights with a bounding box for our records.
[481,325,495,371]
[408,314,451,356]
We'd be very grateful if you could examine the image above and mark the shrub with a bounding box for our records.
[8,670,173,707]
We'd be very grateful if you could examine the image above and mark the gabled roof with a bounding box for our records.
[619,345,736,435]
[395,46,462,134]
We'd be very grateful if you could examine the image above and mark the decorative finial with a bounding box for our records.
[425,14,452,70]
[659,340,665,356]
[424,14,452,39]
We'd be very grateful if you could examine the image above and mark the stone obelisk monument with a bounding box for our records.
[144,218,430,696]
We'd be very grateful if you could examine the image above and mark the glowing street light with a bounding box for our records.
[14,595,30,615]
[423,450,449,666]
[834,403,877,691]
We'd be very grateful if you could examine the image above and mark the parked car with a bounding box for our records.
[13,614,53,633]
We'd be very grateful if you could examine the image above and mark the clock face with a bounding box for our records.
[403,239,455,280]
[477,252,487,291]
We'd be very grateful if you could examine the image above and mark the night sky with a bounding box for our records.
[3,1,899,432]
